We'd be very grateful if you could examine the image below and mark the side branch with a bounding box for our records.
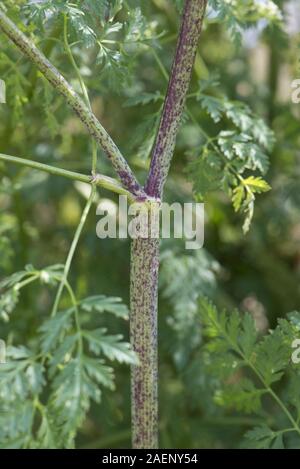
[0,153,134,200]
[0,9,145,198]
[145,0,207,198]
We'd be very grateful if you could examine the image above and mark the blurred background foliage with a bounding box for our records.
[0,0,300,448]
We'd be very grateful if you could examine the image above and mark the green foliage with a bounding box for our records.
[160,247,219,367]
[209,0,282,43]
[244,425,286,449]
[174,0,184,13]
[124,91,162,107]
[127,104,163,161]
[0,265,64,321]
[23,1,122,40]
[123,88,164,160]
[188,85,274,232]
[199,299,300,448]
[78,295,130,319]
[0,51,29,119]
[23,0,160,91]
[161,249,218,333]
[0,272,136,448]
[0,0,299,451]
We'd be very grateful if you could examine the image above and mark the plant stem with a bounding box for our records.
[145,0,208,199]
[0,9,145,197]
[0,1,208,449]
[63,14,90,110]
[0,153,134,200]
[130,237,160,448]
[130,0,207,449]
[51,186,96,317]
[62,14,98,175]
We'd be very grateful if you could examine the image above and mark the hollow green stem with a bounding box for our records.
[0,153,134,200]
[63,14,90,109]
[63,14,98,174]
[51,187,96,317]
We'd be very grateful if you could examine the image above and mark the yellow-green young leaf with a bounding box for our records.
[243,176,271,194]
[232,185,245,212]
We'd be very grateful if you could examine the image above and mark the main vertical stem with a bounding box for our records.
[130,0,207,449]
[146,0,208,199]
[130,237,160,449]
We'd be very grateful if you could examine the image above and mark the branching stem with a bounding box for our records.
[0,8,145,197]
[0,153,134,200]
[130,0,208,449]
[145,0,208,199]
[0,1,208,450]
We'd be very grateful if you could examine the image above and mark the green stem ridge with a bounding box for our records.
[0,9,145,197]
[0,153,133,200]
[62,14,98,175]
[51,186,96,318]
